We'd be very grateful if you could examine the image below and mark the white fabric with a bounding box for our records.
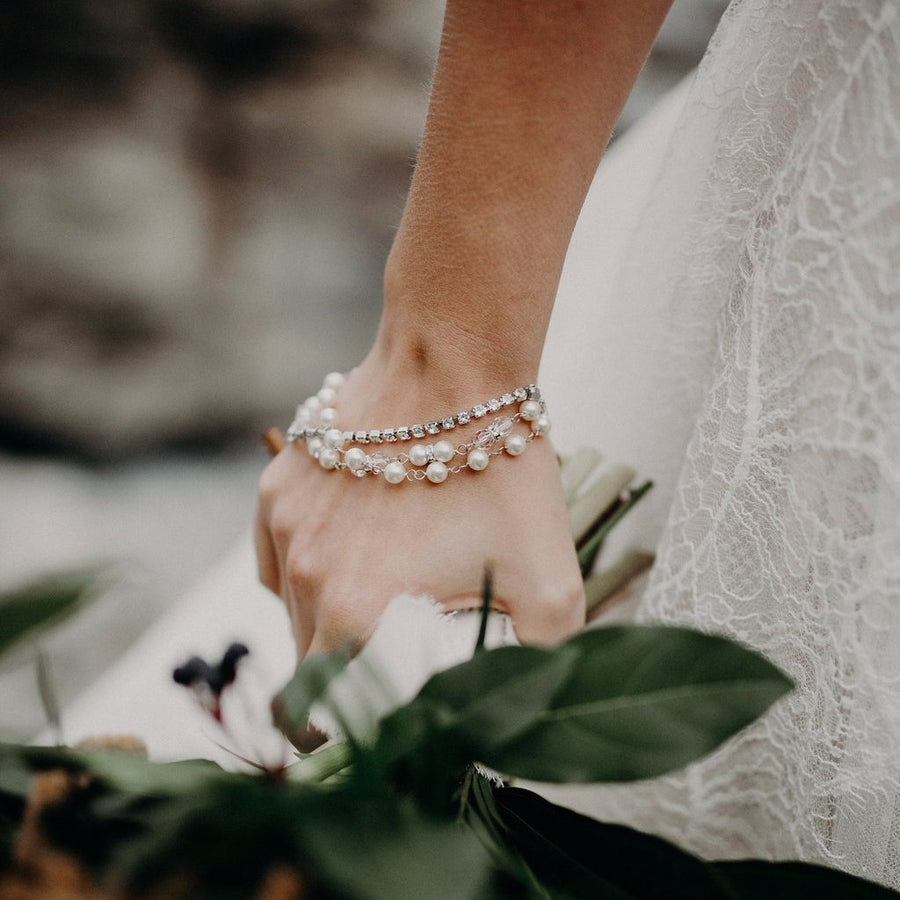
[542,0,900,888]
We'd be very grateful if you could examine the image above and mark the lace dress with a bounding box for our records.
[540,0,900,888]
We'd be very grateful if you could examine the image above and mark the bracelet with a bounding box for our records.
[286,372,542,445]
[284,372,551,485]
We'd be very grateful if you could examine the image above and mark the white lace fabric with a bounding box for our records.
[540,0,900,887]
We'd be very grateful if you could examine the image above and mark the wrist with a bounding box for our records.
[378,238,547,397]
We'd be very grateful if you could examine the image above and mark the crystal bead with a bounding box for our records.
[354,430,369,444]
[442,417,455,431]
[383,428,396,442]
[457,411,471,425]
[473,405,487,418]
[396,427,411,440]
[368,453,387,472]
[368,430,383,443]
[487,398,501,412]
[426,422,441,435]
[501,393,514,406]
[411,425,426,438]
[491,416,514,436]
[513,387,527,401]
[474,429,495,449]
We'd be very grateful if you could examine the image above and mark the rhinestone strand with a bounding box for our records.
[286,372,541,445]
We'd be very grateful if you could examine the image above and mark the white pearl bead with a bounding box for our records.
[533,415,551,436]
[409,444,429,467]
[317,387,336,406]
[318,447,339,469]
[323,371,345,390]
[519,399,541,422]
[319,407,337,426]
[304,396,322,414]
[425,461,448,483]
[433,440,455,463]
[307,437,323,457]
[344,447,367,471]
[323,428,344,449]
[504,433,526,456]
[295,407,311,427]
[383,461,406,484]
[467,448,489,471]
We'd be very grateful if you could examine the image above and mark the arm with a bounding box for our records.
[256,0,673,656]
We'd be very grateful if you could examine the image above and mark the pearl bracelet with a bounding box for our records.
[285,372,551,485]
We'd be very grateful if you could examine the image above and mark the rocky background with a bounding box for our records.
[0,0,726,738]
[0,0,725,459]
[0,0,446,458]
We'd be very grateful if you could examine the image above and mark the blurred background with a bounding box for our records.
[0,0,727,738]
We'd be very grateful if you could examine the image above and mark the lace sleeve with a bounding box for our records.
[540,0,900,888]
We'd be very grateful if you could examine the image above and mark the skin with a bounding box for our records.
[256,0,674,659]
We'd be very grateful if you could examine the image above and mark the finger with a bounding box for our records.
[253,508,281,596]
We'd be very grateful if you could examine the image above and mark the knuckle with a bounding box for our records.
[538,578,587,635]
[285,548,323,595]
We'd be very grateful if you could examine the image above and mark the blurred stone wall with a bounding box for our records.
[0,0,725,461]
[0,0,443,458]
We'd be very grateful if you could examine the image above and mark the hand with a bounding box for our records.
[254,353,585,659]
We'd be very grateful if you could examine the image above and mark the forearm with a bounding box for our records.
[379,0,673,393]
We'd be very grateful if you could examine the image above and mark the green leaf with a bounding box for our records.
[295,794,494,900]
[482,626,793,782]
[410,644,580,753]
[271,651,349,737]
[0,569,105,664]
[711,860,899,898]
[287,741,353,784]
[493,787,896,899]
[5,742,224,796]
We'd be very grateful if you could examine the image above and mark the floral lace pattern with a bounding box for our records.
[547,0,900,888]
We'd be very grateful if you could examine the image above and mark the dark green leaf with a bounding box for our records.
[271,651,349,737]
[483,626,793,782]
[419,645,578,747]
[494,788,896,899]
[0,570,105,663]
[711,860,899,898]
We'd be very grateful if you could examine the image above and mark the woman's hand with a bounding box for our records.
[255,351,585,658]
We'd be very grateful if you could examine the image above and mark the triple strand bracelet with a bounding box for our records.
[285,371,551,486]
